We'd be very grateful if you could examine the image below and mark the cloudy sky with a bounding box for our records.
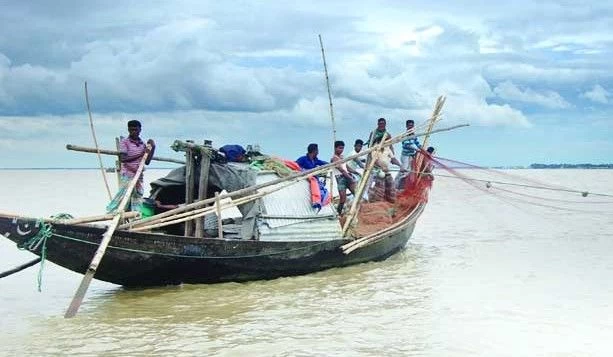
[1,0,612,168]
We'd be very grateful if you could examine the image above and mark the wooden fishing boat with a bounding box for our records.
[0,203,425,286]
[0,97,454,290]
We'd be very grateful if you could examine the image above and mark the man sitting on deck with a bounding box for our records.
[296,143,328,170]
[295,143,330,211]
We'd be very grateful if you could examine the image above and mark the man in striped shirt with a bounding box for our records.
[400,119,421,172]
[106,120,155,213]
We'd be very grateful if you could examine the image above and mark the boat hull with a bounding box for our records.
[0,206,423,286]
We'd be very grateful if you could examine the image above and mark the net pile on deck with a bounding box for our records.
[349,149,435,237]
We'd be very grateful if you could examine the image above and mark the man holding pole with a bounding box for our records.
[106,120,155,213]
[366,118,394,154]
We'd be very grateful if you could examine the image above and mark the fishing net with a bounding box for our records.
[349,149,436,237]
[348,150,613,232]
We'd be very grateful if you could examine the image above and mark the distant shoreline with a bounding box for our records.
[529,164,613,169]
[0,167,175,170]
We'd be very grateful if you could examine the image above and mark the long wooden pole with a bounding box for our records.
[184,147,195,236]
[114,137,122,186]
[84,82,112,200]
[64,144,151,318]
[318,34,337,144]
[66,144,184,164]
[215,192,223,239]
[414,96,446,186]
[0,211,139,225]
[195,143,212,238]
[119,123,469,231]
[318,34,337,197]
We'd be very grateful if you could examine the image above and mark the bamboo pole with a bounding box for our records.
[184,147,196,236]
[66,144,185,164]
[318,34,337,144]
[121,123,469,231]
[341,144,382,236]
[0,211,139,225]
[414,96,446,186]
[318,34,337,198]
[114,137,122,185]
[84,82,112,200]
[65,144,152,318]
[195,142,212,238]
[62,212,139,225]
[215,192,223,239]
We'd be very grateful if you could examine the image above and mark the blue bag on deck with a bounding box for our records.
[220,145,246,162]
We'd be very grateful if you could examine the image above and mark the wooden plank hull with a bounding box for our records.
[0,205,423,287]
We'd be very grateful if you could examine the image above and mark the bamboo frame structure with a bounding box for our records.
[123,125,468,234]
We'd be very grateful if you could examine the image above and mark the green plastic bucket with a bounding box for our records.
[140,199,156,218]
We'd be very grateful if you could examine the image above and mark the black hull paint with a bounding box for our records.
[0,205,423,287]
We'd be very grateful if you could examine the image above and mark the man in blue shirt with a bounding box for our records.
[296,143,328,170]
[400,119,422,171]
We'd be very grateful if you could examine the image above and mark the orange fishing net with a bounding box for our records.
[350,150,434,237]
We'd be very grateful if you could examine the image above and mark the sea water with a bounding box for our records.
[1,169,612,356]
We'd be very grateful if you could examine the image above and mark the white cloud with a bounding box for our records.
[444,95,531,127]
[493,81,571,109]
[1,1,613,166]
[485,63,602,84]
[582,84,610,104]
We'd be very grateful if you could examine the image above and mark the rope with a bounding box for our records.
[50,213,75,220]
[430,171,613,199]
[17,219,54,291]
[261,158,294,177]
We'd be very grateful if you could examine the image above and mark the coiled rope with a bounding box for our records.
[16,219,54,291]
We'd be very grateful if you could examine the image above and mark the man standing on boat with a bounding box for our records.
[366,118,394,154]
[331,141,358,215]
[347,139,366,181]
[106,120,155,213]
[400,119,422,172]
[370,145,405,203]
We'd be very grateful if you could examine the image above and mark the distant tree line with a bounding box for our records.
[529,163,613,169]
